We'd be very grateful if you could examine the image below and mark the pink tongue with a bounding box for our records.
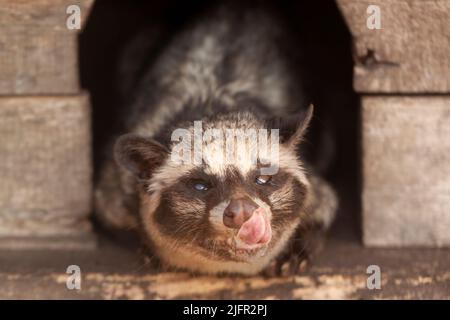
[237,208,270,245]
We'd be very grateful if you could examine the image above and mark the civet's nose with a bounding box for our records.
[223,197,258,229]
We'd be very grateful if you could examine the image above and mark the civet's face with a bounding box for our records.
[115,108,313,272]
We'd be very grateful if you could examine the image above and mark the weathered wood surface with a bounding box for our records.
[0,0,93,26]
[0,237,448,299]
[0,94,94,248]
[362,96,450,246]
[337,0,450,93]
[0,0,93,94]
[0,29,79,94]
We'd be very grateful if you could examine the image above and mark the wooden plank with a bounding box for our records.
[362,96,450,246]
[0,29,79,94]
[0,94,95,248]
[337,0,450,93]
[0,0,93,94]
[0,0,93,28]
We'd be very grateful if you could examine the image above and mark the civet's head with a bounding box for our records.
[114,105,314,275]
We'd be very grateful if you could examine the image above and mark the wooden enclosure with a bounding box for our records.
[0,0,95,248]
[337,0,450,246]
[0,0,449,250]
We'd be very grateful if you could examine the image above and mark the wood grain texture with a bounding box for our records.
[337,0,450,93]
[0,0,93,27]
[0,94,93,245]
[1,237,449,299]
[0,29,79,94]
[362,96,450,246]
[0,0,93,94]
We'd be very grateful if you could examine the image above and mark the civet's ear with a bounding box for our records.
[267,104,314,148]
[286,104,313,148]
[114,133,169,181]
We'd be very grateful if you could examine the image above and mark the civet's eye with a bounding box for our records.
[193,181,209,192]
[255,175,272,185]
